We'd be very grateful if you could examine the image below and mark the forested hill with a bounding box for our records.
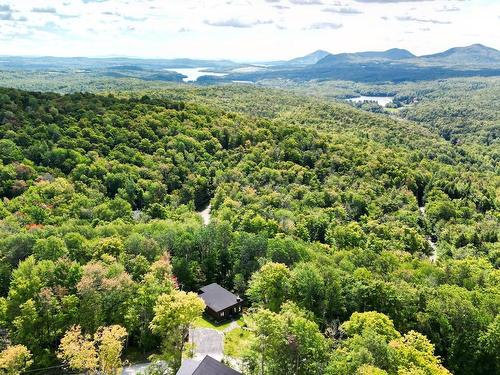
[128,84,499,171]
[0,87,498,374]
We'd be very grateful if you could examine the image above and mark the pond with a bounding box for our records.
[346,96,394,106]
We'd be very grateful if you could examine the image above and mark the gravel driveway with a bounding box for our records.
[121,362,150,375]
[189,327,224,361]
[121,324,234,373]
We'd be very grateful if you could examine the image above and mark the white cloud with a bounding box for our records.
[32,7,57,13]
[0,0,497,60]
[307,22,343,29]
[204,18,273,28]
[290,0,323,5]
[437,5,460,12]
[323,7,363,14]
[396,15,451,24]
[354,0,433,3]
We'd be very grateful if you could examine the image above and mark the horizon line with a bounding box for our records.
[0,42,496,63]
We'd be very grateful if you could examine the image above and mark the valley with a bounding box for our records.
[0,10,498,374]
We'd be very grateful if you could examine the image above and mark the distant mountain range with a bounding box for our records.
[287,50,331,65]
[222,44,500,83]
[290,44,500,67]
[419,44,500,65]
[0,56,239,71]
[1,44,499,84]
[316,48,415,65]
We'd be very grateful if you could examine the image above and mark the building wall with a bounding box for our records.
[206,302,243,320]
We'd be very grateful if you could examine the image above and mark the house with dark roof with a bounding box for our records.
[198,283,243,321]
[176,355,241,375]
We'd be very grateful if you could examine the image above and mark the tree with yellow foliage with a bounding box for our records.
[58,325,127,375]
[357,365,388,375]
[389,331,451,375]
[328,312,451,375]
[96,326,128,375]
[0,345,32,375]
[149,290,205,372]
[58,326,98,373]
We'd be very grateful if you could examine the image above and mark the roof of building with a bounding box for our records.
[194,356,240,375]
[177,356,240,375]
[199,283,242,313]
[176,359,201,375]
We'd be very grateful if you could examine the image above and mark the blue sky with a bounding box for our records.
[0,0,498,60]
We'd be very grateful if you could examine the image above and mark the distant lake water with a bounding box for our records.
[346,96,394,106]
[167,67,227,82]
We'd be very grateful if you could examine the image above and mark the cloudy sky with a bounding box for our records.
[0,0,498,60]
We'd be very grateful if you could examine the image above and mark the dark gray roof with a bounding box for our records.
[199,283,241,313]
[193,356,240,375]
[176,359,201,375]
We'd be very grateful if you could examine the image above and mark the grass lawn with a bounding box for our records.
[122,346,154,364]
[193,316,244,331]
[224,328,255,358]
[384,107,401,114]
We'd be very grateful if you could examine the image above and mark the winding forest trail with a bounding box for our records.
[198,204,212,226]
[419,205,438,262]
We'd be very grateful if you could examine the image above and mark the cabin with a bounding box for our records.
[198,283,243,321]
[177,355,241,375]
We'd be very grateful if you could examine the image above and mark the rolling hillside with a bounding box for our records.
[0,85,497,374]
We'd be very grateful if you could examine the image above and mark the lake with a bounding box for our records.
[167,67,227,82]
[346,96,394,106]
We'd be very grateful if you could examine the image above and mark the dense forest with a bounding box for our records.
[257,77,499,166]
[0,85,498,375]
[1,70,497,166]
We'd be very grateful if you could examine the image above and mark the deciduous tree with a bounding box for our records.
[0,345,33,375]
[149,290,205,372]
